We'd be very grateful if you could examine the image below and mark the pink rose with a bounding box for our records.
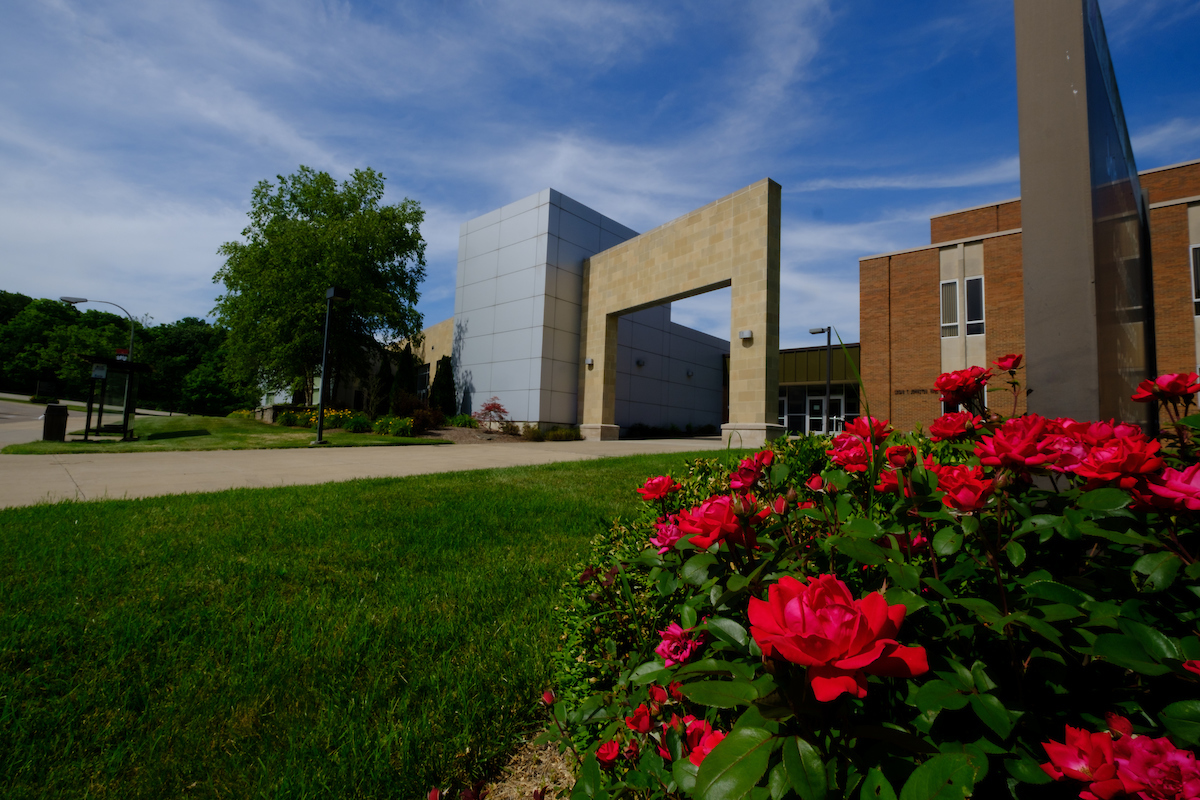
[826,434,870,473]
[656,622,703,667]
[1116,734,1200,799]
[638,475,681,501]
[1148,464,1200,512]
[649,516,686,553]
[747,574,928,702]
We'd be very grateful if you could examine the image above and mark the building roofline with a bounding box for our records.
[859,228,1022,262]
[929,198,1020,220]
[1138,156,1200,176]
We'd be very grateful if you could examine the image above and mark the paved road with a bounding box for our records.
[0,419,728,508]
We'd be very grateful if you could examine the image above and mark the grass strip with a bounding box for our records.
[3,414,447,454]
[0,450,738,798]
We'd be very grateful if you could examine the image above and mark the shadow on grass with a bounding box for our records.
[145,429,210,440]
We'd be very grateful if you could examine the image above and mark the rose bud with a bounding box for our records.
[786,487,799,505]
[541,689,555,706]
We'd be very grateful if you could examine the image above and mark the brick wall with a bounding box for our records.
[931,206,999,244]
[1140,161,1200,205]
[859,256,892,421]
[983,233,1027,416]
[997,200,1022,232]
[887,249,942,431]
[1149,204,1195,376]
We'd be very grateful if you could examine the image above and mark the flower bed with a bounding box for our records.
[539,358,1200,799]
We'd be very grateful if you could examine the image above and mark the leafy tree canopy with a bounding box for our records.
[214,166,426,400]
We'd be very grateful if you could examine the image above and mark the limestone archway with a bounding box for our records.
[578,178,783,447]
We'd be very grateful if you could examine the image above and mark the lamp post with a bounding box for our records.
[314,286,350,445]
[61,296,136,438]
[809,326,832,434]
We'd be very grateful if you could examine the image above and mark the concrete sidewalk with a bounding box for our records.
[0,433,729,509]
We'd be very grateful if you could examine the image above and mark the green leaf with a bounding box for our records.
[1021,580,1089,606]
[1118,619,1183,662]
[572,752,602,800]
[677,658,757,679]
[1005,541,1026,567]
[680,679,760,708]
[914,680,969,713]
[708,617,751,649]
[1134,551,1183,592]
[769,761,790,800]
[885,561,921,591]
[950,598,1004,625]
[968,693,1014,739]
[681,604,699,629]
[959,515,979,536]
[1093,633,1171,676]
[1160,700,1200,746]
[683,553,719,586]
[834,537,889,566]
[658,570,681,597]
[898,754,976,800]
[842,518,884,539]
[630,660,670,685]
[727,572,751,592]
[1005,756,1054,784]
[695,727,775,800]
[783,736,827,800]
[1078,487,1131,511]
[674,757,700,793]
[932,529,962,556]
[859,769,897,800]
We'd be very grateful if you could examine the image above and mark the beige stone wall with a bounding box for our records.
[579,179,781,439]
[416,318,455,367]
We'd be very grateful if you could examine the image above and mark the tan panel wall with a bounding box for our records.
[416,317,455,367]
[579,179,781,439]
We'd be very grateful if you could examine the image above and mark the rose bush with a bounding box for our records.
[540,357,1200,800]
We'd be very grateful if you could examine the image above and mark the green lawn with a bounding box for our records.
[0,451,736,798]
[2,413,446,454]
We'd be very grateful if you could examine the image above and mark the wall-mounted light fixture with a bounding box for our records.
[636,358,646,367]
[738,330,753,340]
[686,369,694,378]
[585,358,594,366]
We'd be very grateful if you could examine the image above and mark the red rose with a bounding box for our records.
[677,495,758,549]
[648,684,668,704]
[731,450,773,490]
[1072,436,1164,491]
[625,703,652,733]
[747,574,928,702]
[805,474,825,492]
[934,366,993,405]
[1147,464,1200,511]
[928,411,983,442]
[649,516,686,553]
[637,475,681,501]
[993,353,1023,371]
[688,726,726,767]
[844,416,893,444]
[873,469,911,498]
[1132,372,1200,402]
[933,464,994,512]
[1039,725,1123,797]
[885,445,917,469]
[826,434,870,472]
[596,740,620,766]
[974,414,1058,471]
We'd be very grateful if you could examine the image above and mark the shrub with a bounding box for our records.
[542,359,1200,798]
[29,396,59,404]
[277,411,298,427]
[545,426,582,441]
[521,423,545,442]
[226,409,255,419]
[343,414,373,433]
[499,420,520,436]
[473,396,510,432]
[447,413,479,428]
[373,415,395,435]
[388,417,414,437]
[411,407,443,435]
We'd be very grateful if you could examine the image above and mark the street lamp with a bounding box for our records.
[314,286,350,445]
[61,296,136,437]
[809,326,833,435]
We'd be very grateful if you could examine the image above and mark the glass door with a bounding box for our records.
[807,397,825,433]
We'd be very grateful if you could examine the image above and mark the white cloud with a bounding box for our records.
[787,156,1020,192]
[1132,118,1200,163]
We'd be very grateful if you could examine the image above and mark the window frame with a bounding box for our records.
[965,275,985,336]
[940,279,959,338]
[1191,244,1200,316]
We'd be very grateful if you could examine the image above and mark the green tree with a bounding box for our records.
[429,354,456,417]
[214,166,426,403]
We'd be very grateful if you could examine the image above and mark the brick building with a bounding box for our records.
[860,157,1200,433]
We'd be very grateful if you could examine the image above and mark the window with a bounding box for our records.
[1192,245,1200,316]
[940,280,959,338]
[965,276,985,335]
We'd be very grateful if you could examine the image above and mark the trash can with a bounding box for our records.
[42,404,68,442]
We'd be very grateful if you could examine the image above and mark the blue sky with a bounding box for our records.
[2,0,1198,348]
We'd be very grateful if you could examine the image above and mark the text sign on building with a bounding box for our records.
[91,364,108,379]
